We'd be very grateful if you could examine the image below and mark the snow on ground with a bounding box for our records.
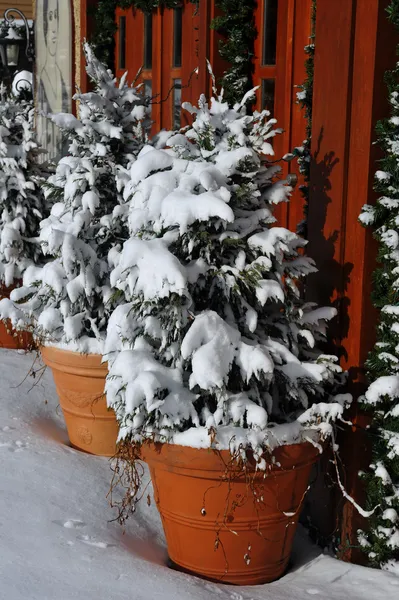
[0,348,398,600]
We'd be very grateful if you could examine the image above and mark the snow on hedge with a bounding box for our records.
[105,86,349,459]
[0,45,151,352]
[0,85,48,287]
[357,52,399,571]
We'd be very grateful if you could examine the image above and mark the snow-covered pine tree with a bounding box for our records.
[0,84,48,288]
[0,44,151,352]
[105,85,349,465]
[358,1,399,574]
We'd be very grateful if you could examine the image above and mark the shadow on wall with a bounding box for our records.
[301,129,356,552]
[305,129,353,362]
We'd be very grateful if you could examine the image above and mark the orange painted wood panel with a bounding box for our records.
[306,0,358,555]
[79,0,97,94]
[342,0,396,377]
[309,0,395,389]
[307,0,356,313]
[339,0,397,563]
[308,0,397,562]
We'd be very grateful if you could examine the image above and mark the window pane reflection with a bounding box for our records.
[262,0,278,65]
[173,78,182,129]
[261,78,275,115]
[144,80,152,116]
[118,16,126,70]
[144,13,152,69]
[173,8,182,68]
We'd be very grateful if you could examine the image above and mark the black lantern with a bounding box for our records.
[0,8,31,74]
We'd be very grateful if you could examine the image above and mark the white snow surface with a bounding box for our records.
[365,375,399,404]
[1,348,399,600]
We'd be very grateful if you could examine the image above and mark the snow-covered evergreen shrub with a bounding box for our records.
[105,86,350,464]
[358,3,399,570]
[0,85,48,287]
[0,44,151,353]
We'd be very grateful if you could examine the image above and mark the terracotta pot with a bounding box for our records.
[41,345,118,457]
[0,282,34,350]
[143,442,319,585]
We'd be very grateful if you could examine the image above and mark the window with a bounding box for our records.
[262,0,278,65]
[173,8,182,68]
[254,0,279,116]
[144,79,152,97]
[144,12,152,70]
[173,79,182,129]
[171,8,183,129]
[144,79,152,116]
[261,79,275,114]
[118,16,126,70]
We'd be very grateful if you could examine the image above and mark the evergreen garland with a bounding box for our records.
[211,0,257,105]
[357,0,399,573]
[89,0,255,105]
[294,0,316,238]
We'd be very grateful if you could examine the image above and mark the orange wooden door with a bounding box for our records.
[254,0,313,231]
[115,1,224,133]
[114,0,312,221]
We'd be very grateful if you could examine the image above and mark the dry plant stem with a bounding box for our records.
[107,441,148,525]
[152,67,199,105]
[10,348,47,393]
[11,349,42,388]
[331,432,377,519]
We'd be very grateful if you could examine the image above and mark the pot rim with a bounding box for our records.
[139,439,321,476]
[41,345,108,377]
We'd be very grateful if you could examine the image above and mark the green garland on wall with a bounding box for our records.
[211,0,256,105]
[89,0,255,106]
[294,0,316,238]
[357,0,399,572]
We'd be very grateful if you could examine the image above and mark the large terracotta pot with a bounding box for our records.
[41,346,118,456]
[143,442,319,585]
[0,283,33,350]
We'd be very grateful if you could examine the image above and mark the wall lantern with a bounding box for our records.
[0,8,32,74]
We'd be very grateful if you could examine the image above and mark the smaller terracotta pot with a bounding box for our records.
[143,442,320,585]
[0,282,34,350]
[41,345,118,456]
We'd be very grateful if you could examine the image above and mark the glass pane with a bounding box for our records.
[6,43,19,67]
[173,78,182,129]
[261,79,275,115]
[144,13,152,70]
[118,16,126,70]
[173,8,182,68]
[144,80,152,96]
[144,79,152,116]
[262,0,278,65]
